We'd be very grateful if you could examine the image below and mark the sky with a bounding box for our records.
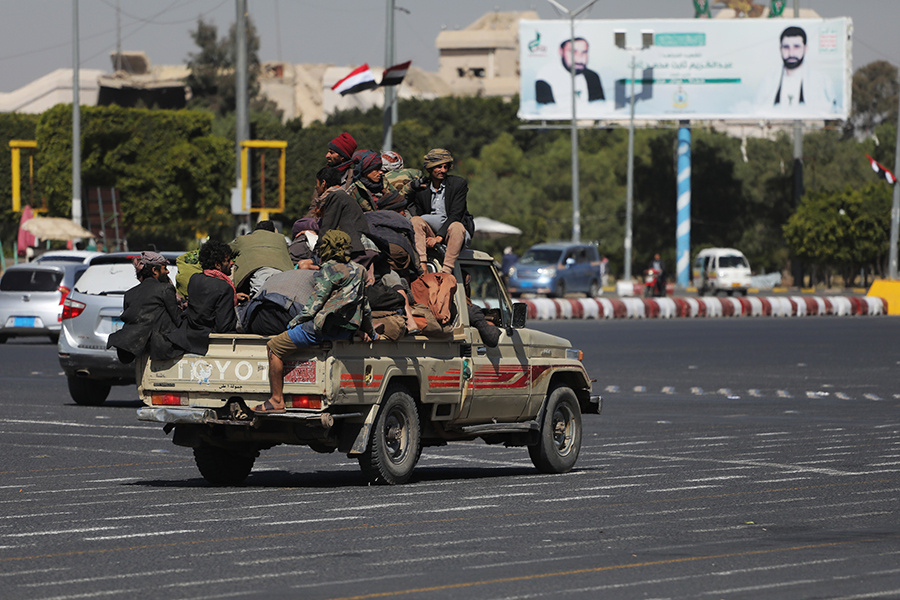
[1,0,898,94]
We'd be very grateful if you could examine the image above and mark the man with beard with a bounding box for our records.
[535,37,604,107]
[758,26,838,114]
[406,148,475,275]
[306,132,357,217]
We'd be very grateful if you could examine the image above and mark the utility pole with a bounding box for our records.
[616,29,654,284]
[72,0,82,228]
[235,0,250,226]
[545,0,600,244]
[382,0,398,152]
[889,83,900,279]
[791,0,804,285]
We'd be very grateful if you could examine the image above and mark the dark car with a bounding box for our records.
[0,262,90,343]
[507,242,603,298]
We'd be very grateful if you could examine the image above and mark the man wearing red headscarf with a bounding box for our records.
[307,132,357,217]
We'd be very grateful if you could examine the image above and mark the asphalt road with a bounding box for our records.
[1,317,899,600]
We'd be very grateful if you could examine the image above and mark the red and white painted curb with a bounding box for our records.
[521,296,888,320]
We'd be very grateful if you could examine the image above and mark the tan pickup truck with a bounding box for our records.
[137,250,601,485]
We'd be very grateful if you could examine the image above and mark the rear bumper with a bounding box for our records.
[58,351,135,382]
[0,324,61,337]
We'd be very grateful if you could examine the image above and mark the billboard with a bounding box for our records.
[518,18,851,122]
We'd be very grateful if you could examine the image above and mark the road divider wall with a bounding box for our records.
[521,295,888,320]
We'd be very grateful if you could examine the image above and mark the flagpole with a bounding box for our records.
[889,85,900,279]
[382,0,397,152]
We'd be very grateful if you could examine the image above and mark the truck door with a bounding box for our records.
[456,261,531,423]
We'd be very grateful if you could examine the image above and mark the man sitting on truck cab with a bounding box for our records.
[256,230,377,414]
[406,148,475,275]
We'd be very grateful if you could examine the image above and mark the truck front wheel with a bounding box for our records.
[358,388,421,485]
[193,444,257,486]
[528,386,582,474]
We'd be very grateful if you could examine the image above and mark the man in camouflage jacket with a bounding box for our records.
[256,230,376,413]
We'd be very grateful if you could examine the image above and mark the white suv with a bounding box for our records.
[58,253,180,405]
[692,248,752,297]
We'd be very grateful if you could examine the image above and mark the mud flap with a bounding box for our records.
[344,404,380,455]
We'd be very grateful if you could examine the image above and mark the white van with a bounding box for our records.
[692,248,752,296]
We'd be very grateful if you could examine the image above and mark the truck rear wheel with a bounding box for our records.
[528,386,582,474]
[358,388,421,485]
[193,444,257,486]
[67,376,111,406]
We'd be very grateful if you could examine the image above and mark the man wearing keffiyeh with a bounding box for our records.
[165,240,243,357]
[107,251,184,362]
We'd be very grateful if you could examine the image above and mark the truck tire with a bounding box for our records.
[67,376,111,406]
[358,388,421,485]
[193,444,256,486]
[528,386,582,474]
[589,280,600,298]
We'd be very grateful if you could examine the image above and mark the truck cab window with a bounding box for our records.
[460,263,512,326]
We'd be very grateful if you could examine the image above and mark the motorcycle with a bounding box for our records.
[643,268,666,298]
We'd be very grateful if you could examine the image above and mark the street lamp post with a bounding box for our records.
[72,0,82,228]
[615,30,653,284]
[545,0,600,243]
[382,0,397,152]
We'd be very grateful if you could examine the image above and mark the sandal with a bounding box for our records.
[253,399,286,414]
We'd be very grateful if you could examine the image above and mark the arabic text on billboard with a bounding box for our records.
[518,18,851,121]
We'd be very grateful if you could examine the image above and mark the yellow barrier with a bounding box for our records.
[867,280,900,315]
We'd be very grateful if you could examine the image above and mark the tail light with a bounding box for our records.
[151,393,184,406]
[286,395,322,409]
[58,285,71,305]
[61,297,86,320]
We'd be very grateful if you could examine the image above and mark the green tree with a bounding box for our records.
[845,60,898,139]
[35,105,233,248]
[783,183,892,285]
[185,16,277,118]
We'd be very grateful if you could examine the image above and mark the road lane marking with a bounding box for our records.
[323,538,895,600]
[604,450,865,475]
[324,503,408,512]
[418,505,500,513]
[367,550,505,567]
[83,530,200,541]
[4,479,899,565]
[6,526,121,537]
[21,568,191,587]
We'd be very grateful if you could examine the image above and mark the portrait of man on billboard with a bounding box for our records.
[757,25,838,114]
[535,36,605,106]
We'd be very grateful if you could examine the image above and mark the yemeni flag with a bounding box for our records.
[332,64,378,96]
[380,60,412,87]
[866,154,897,185]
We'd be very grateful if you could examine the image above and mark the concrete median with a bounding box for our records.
[519,295,889,320]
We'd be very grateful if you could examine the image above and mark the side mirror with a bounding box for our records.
[512,302,528,328]
[565,257,576,266]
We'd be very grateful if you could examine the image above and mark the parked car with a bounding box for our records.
[507,243,603,298]
[692,248,752,296]
[34,250,103,264]
[58,252,181,405]
[0,262,90,343]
